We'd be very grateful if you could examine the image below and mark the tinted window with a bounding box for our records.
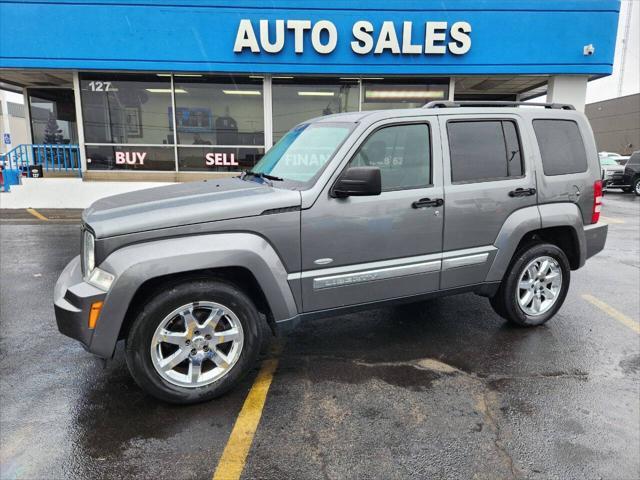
[628,152,640,166]
[448,120,523,183]
[533,120,588,176]
[503,121,523,177]
[349,124,430,191]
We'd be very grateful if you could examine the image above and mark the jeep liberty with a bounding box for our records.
[55,101,608,404]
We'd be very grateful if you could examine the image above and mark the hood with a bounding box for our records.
[83,178,301,238]
[602,164,625,173]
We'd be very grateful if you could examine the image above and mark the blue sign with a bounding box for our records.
[3,133,10,145]
[0,0,619,75]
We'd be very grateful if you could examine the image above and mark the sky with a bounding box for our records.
[586,0,639,104]
[2,2,638,107]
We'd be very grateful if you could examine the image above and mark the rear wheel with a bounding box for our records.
[125,279,262,404]
[634,177,640,196]
[490,243,570,326]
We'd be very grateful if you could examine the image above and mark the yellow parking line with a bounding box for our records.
[582,294,640,334]
[212,357,280,480]
[26,208,48,221]
[599,216,625,224]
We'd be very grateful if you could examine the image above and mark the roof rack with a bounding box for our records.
[423,100,575,110]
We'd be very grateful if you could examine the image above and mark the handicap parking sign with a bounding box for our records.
[3,133,10,145]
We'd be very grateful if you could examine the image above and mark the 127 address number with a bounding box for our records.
[87,81,114,92]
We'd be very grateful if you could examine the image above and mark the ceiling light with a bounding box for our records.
[156,74,203,77]
[273,76,294,79]
[222,90,261,95]
[249,75,264,79]
[146,88,187,93]
[362,77,385,80]
[298,91,335,97]
[365,90,444,99]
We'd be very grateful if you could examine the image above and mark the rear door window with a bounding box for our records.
[533,120,588,176]
[447,120,523,183]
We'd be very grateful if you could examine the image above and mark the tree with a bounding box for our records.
[43,113,63,144]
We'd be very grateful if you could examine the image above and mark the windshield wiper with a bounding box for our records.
[242,170,284,183]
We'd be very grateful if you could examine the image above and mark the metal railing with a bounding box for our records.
[1,144,82,192]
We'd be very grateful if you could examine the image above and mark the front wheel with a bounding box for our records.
[634,177,640,196]
[125,279,263,404]
[490,243,570,327]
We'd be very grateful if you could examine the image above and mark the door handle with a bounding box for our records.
[412,198,444,208]
[508,188,536,197]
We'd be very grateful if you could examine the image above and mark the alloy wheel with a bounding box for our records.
[516,256,563,316]
[150,301,244,388]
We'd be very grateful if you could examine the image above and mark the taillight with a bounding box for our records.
[592,180,602,224]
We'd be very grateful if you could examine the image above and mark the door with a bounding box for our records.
[300,119,444,312]
[439,115,537,289]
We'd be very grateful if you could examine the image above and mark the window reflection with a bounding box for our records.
[173,75,264,146]
[28,88,78,145]
[272,77,359,143]
[361,79,448,110]
[80,73,173,145]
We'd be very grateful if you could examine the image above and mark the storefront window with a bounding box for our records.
[173,75,264,147]
[178,146,264,172]
[361,79,449,110]
[85,145,175,171]
[80,73,173,145]
[272,77,359,143]
[28,88,78,145]
[76,73,452,173]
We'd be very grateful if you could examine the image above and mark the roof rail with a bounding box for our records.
[423,100,575,110]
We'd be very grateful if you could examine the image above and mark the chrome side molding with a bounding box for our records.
[313,260,441,290]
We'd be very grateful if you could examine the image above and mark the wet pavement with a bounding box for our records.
[1,192,639,480]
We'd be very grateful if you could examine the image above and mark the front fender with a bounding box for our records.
[90,233,299,358]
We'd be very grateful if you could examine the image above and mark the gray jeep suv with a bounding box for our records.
[55,101,608,404]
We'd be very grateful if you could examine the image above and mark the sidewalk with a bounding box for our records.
[0,178,172,209]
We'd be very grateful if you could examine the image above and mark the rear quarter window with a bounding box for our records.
[533,119,588,176]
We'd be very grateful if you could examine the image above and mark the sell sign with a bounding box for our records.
[205,152,239,167]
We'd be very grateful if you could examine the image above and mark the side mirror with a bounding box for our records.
[332,167,382,198]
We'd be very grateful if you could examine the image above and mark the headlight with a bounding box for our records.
[82,230,95,275]
[82,230,115,291]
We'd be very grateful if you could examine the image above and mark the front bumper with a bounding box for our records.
[603,172,628,188]
[584,223,608,260]
[54,256,107,354]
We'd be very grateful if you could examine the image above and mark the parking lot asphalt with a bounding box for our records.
[1,192,639,480]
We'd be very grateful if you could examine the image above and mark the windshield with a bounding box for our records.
[250,122,353,187]
[600,157,618,166]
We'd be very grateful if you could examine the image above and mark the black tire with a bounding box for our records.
[634,177,640,196]
[490,243,570,327]
[125,279,263,404]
